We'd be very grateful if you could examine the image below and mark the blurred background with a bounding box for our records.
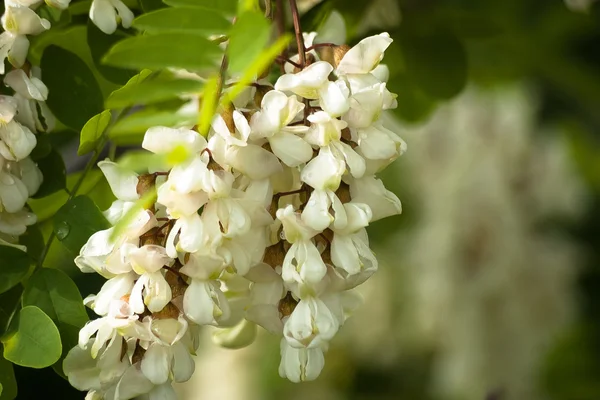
[14,0,600,399]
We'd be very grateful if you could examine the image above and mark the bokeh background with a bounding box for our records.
[13,0,600,399]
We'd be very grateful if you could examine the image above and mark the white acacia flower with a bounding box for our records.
[245,262,286,334]
[277,205,327,292]
[90,0,134,35]
[279,338,325,383]
[0,120,36,161]
[143,126,207,156]
[0,170,28,213]
[0,6,50,73]
[354,122,406,162]
[15,156,43,196]
[0,95,18,124]
[0,207,36,236]
[283,297,339,348]
[336,33,393,75]
[275,61,350,117]
[346,175,402,221]
[250,90,313,167]
[183,279,231,326]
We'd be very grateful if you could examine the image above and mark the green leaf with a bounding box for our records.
[23,268,88,329]
[29,135,52,161]
[41,45,104,131]
[28,170,105,223]
[0,247,30,295]
[224,34,291,103]
[78,110,112,156]
[87,20,137,85]
[0,287,22,339]
[19,224,44,262]
[109,107,197,145]
[227,11,271,73]
[106,76,203,109]
[53,196,111,256]
[2,306,61,369]
[0,353,17,400]
[30,149,66,199]
[103,33,222,71]
[163,0,238,14]
[398,28,468,100]
[133,7,230,35]
[139,0,167,12]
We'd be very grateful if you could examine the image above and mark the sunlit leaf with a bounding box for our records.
[2,306,61,369]
[78,110,112,156]
[106,76,203,109]
[103,33,222,71]
[228,11,271,73]
[133,7,230,35]
[87,20,137,85]
[163,0,238,15]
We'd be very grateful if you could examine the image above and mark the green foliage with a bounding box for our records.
[0,247,30,296]
[0,353,17,400]
[0,287,22,339]
[23,269,88,330]
[41,45,104,131]
[87,20,137,85]
[139,0,167,12]
[227,11,271,73]
[19,225,45,263]
[102,33,222,71]
[53,196,111,256]
[31,149,67,199]
[163,0,239,15]
[105,74,203,109]
[2,306,61,369]
[78,110,112,156]
[23,268,89,376]
[133,7,230,35]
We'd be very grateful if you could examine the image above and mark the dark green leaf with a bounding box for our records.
[398,28,468,100]
[0,247,30,295]
[163,0,238,15]
[78,110,112,156]
[2,306,61,369]
[106,76,203,109]
[139,0,167,12]
[31,149,66,199]
[133,7,230,35]
[87,20,137,85]
[19,224,44,262]
[23,268,88,329]
[41,45,104,130]
[53,196,111,256]
[29,135,52,161]
[103,33,222,71]
[0,287,22,339]
[301,0,334,32]
[0,353,17,400]
[228,11,271,73]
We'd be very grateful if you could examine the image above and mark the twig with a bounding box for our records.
[276,56,302,69]
[305,43,336,52]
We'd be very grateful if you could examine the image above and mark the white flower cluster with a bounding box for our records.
[65,32,405,398]
[0,0,57,249]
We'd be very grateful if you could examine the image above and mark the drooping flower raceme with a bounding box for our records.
[65,31,405,397]
[0,0,63,248]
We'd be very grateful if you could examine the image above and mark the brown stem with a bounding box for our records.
[276,56,302,69]
[288,0,306,68]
